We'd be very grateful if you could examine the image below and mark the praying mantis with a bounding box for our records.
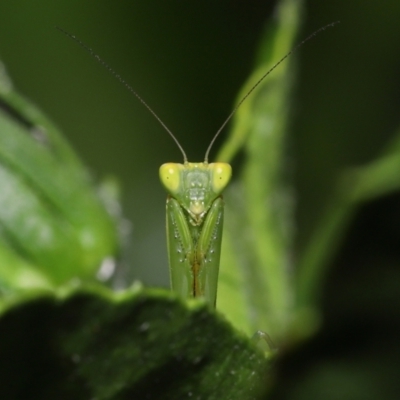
[57,22,337,309]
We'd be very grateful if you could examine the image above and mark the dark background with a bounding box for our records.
[0,1,400,398]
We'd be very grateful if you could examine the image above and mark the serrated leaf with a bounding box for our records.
[0,286,268,399]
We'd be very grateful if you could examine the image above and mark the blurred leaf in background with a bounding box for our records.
[0,57,120,292]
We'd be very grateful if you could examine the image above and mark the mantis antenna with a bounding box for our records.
[57,21,339,164]
[204,21,339,162]
[56,26,188,163]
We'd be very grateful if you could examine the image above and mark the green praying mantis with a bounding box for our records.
[58,22,337,309]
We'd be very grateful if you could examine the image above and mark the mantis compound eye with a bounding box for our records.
[210,163,232,195]
[159,163,184,195]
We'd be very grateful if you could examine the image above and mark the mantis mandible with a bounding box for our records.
[57,23,337,308]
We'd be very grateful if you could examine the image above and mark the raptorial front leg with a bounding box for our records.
[166,197,195,299]
[196,197,224,307]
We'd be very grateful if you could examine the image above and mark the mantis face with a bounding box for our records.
[159,162,231,226]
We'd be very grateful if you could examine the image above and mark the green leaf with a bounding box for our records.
[296,123,400,317]
[0,285,268,399]
[0,62,119,291]
[217,0,303,339]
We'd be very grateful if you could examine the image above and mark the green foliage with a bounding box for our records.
[217,0,302,340]
[0,0,400,397]
[217,0,400,348]
[0,64,119,291]
[0,286,267,398]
